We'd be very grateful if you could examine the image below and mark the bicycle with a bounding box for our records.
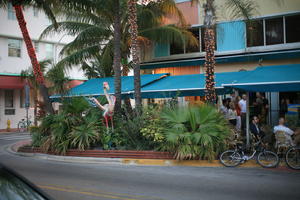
[220,139,279,168]
[285,146,300,170]
[17,118,32,132]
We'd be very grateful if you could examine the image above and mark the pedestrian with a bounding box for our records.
[228,102,237,126]
[239,94,247,136]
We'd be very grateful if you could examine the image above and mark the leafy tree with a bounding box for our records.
[40,0,197,110]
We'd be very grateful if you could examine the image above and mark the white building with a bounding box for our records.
[0,5,84,130]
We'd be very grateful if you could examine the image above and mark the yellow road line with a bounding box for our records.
[39,185,139,200]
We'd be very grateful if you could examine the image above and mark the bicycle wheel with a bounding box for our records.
[257,151,279,168]
[18,122,26,132]
[285,147,300,170]
[220,150,241,167]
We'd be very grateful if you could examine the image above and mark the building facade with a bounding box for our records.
[140,0,300,124]
[0,5,84,130]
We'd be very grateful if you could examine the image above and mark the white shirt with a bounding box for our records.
[273,125,294,136]
[274,125,294,145]
[238,99,247,113]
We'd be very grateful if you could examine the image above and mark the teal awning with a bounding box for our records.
[138,71,250,98]
[50,73,168,100]
[222,64,300,92]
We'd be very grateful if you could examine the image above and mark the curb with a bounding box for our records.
[8,140,283,168]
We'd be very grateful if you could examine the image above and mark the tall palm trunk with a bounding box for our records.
[128,0,142,110]
[13,3,54,114]
[113,0,122,113]
[203,0,216,104]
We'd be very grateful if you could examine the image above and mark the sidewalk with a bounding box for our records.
[8,140,271,168]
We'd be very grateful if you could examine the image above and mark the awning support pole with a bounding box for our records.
[246,92,250,148]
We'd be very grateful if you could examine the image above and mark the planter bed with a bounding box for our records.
[18,146,175,159]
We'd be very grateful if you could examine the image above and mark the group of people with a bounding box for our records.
[250,116,300,146]
[219,94,247,132]
[219,92,299,147]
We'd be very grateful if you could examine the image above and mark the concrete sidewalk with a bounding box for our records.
[8,140,275,168]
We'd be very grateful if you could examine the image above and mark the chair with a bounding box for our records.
[275,131,290,155]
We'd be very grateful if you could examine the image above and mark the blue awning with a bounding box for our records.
[50,73,168,100]
[138,71,250,98]
[222,64,300,92]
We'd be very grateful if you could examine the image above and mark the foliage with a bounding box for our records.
[113,107,163,150]
[140,105,164,143]
[160,104,230,160]
[31,97,104,154]
[40,0,197,77]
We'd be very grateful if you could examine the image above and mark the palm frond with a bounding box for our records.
[224,0,258,20]
[56,45,101,70]
[39,21,95,39]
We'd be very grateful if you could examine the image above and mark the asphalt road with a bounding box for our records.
[1,132,300,200]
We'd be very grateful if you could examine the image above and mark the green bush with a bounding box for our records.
[113,107,163,150]
[160,104,230,160]
[31,97,105,154]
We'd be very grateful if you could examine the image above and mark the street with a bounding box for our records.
[1,132,300,200]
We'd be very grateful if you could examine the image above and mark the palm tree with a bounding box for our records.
[128,0,141,109]
[191,0,257,104]
[113,0,122,113]
[40,0,197,108]
[0,0,57,114]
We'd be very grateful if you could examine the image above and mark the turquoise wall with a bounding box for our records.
[217,21,246,52]
[154,43,169,58]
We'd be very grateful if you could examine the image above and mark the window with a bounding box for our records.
[33,7,39,17]
[170,42,184,55]
[34,41,39,53]
[246,20,264,47]
[246,14,300,47]
[186,28,200,53]
[45,43,54,59]
[5,90,14,108]
[8,39,22,57]
[170,27,206,55]
[286,15,300,43]
[265,17,283,45]
[7,3,16,20]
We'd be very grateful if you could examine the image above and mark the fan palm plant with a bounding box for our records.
[191,0,257,104]
[0,0,58,114]
[161,104,230,160]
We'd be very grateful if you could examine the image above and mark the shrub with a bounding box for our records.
[160,104,230,160]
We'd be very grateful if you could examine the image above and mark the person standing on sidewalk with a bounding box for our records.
[239,94,247,136]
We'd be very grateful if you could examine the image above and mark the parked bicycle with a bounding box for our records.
[17,118,32,132]
[285,146,300,170]
[220,139,279,168]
